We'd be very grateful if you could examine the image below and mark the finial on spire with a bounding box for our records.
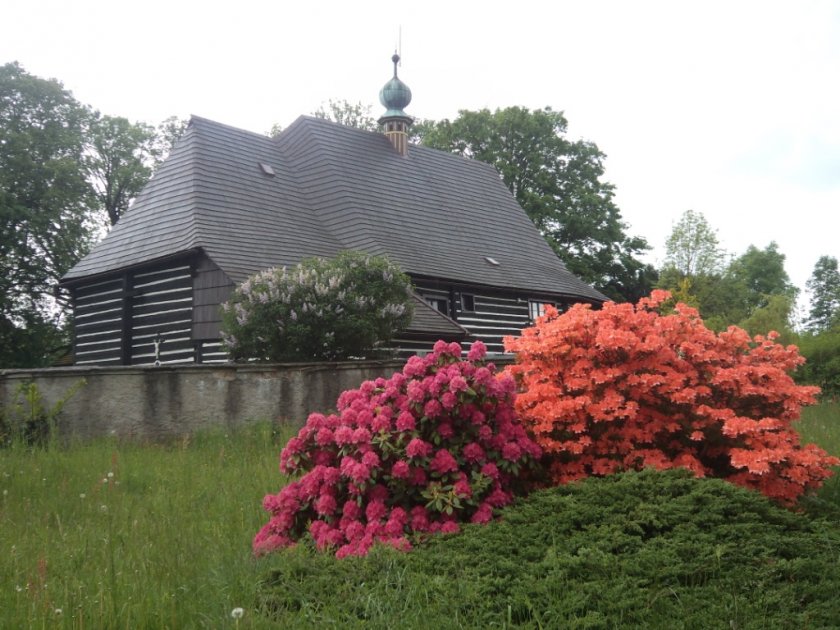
[392,52,400,77]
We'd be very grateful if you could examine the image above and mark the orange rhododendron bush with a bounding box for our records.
[505,290,839,504]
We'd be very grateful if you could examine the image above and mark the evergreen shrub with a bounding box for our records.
[258,470,840,628]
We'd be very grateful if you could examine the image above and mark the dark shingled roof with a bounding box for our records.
[63,115,606,302]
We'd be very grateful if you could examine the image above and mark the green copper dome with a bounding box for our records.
[379,53,412,120]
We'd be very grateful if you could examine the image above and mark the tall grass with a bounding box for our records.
[0,423,294,629]
[797,402,840,510]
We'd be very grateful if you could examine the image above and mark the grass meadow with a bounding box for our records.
[0,404,838,628]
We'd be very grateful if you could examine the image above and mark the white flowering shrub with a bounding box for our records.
[220,251,414,362]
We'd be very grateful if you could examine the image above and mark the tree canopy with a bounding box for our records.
[663,209,724,277]
[313,99,378,132]
[0,62,96,366]
[659,213,797,338]
[0,62,185,366]
[805,255,840,333]
[88,115,158,226]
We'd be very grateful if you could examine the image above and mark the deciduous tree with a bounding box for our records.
[805,255,840,333]
[0,62,95,366]
[88,114,158,226]
[663,209,724,277]
[313,99,378,132]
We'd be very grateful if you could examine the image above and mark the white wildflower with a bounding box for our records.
[231,607,245,619]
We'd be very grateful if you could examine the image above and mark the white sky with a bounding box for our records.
[4,0,839,313]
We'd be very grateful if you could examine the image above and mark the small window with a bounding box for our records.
[422,295,449,315]
[529,300,553,322]
[461,294,475,312]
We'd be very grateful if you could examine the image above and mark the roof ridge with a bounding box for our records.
[188,115,273,141]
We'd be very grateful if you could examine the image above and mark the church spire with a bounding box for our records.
[378,53,413,155]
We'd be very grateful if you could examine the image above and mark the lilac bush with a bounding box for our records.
[220,251,413,361]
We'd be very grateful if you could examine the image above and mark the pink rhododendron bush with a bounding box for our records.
[254,341,541,558]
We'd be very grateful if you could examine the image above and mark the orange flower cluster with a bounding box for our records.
[505,290,838,504]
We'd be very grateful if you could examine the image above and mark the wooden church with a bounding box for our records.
[60,55,606,365]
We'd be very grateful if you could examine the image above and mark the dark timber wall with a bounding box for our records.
[71,257,196,366]
[130,263,194,364]
[192,256,234,363]
[411,278,567,354]
[70,258,572,365]
[73,276,125,365]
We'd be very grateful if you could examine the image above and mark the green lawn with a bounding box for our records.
[0,423,294,629]
[1,404,837,628]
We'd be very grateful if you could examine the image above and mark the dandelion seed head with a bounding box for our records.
[231,607,245,619]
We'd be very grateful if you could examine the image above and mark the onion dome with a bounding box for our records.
[379,53,412,121]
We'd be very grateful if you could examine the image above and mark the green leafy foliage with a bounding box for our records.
[660,217,798,337]
[0,379,85,447]
[88,114,159,226]
[258,469,840,628]
[221,251,414,361]
[417,106,655,302]
[0,61,95,366]
[312,99,378,131]
[797,330,840,399]
[1,62,185,367]
[663,209,724,277]
[806,255,840,333]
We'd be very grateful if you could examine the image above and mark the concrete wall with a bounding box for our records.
[0,361,407,441]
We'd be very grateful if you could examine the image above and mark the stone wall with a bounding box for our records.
[0,361,407,441]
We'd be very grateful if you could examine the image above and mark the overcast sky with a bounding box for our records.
[4,0,839,315]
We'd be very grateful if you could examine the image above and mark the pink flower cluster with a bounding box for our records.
[253,340,541,558]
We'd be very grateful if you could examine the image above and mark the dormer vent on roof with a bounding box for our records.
[378,53,413,156]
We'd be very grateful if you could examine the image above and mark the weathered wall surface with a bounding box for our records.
[0,361,406,441]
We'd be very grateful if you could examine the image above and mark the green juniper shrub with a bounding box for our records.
[258,469,840,629]
[220,251,414,362]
